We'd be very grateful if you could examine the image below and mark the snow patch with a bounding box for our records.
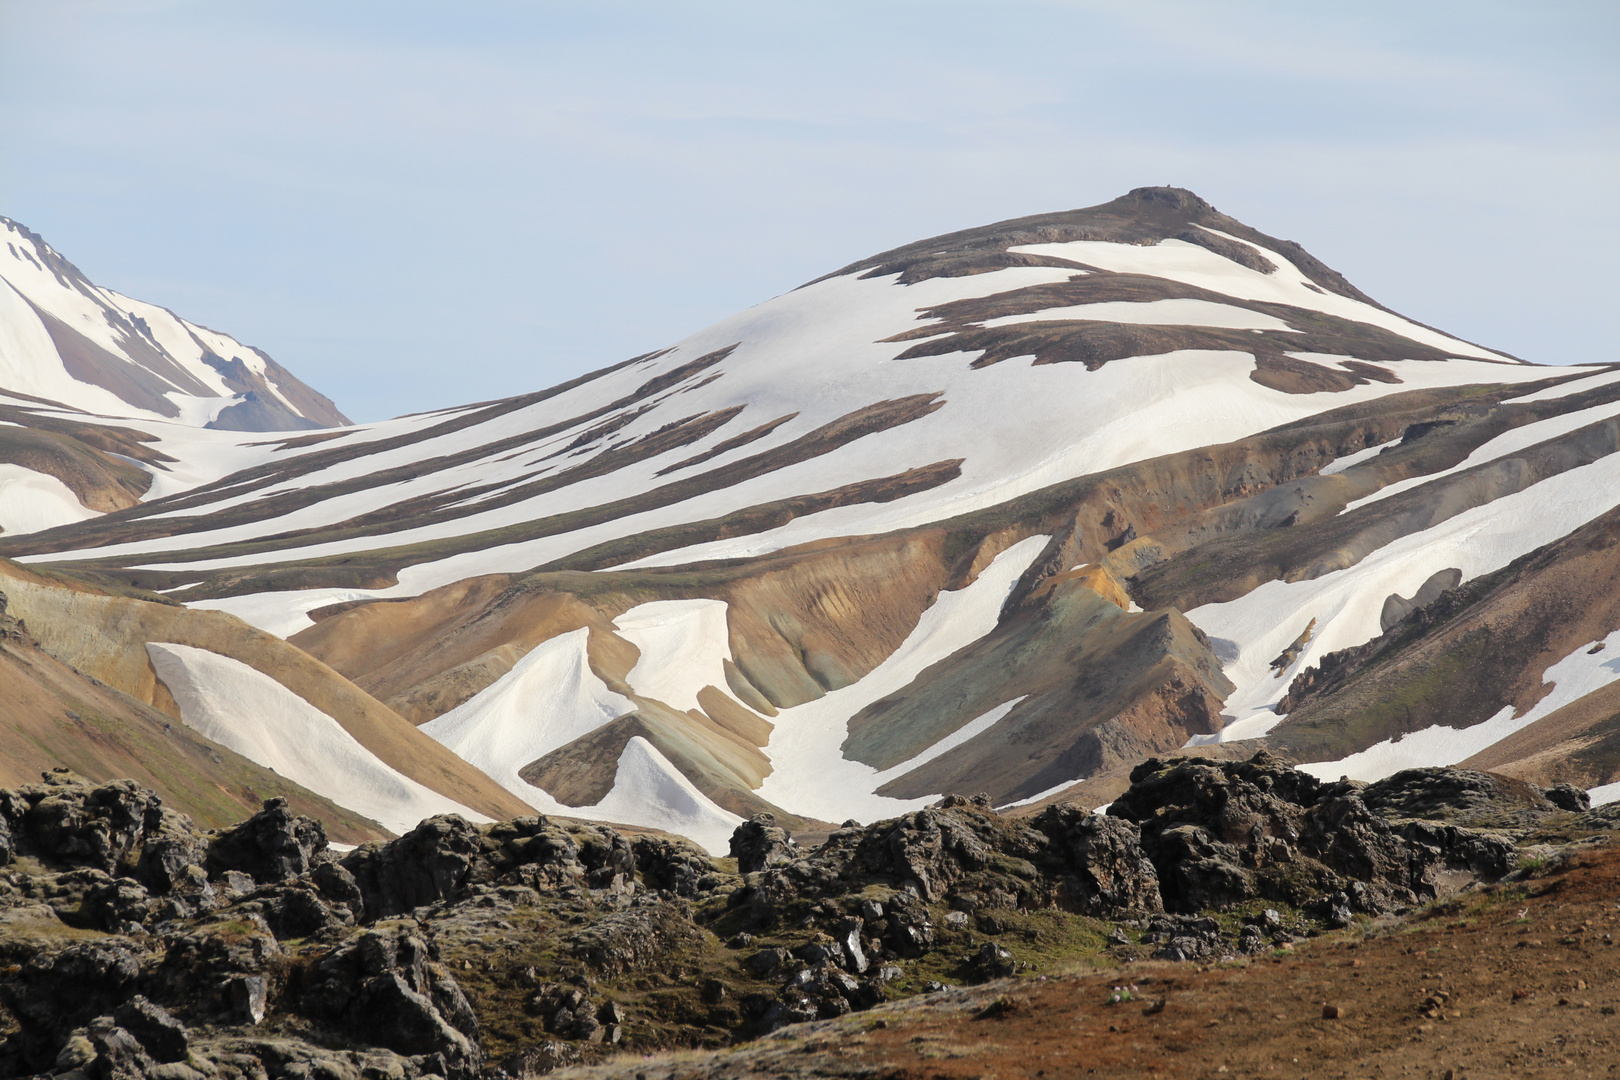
[422,628,634,793]
[1588,781,1620,808]
[1297,629,1620,783]
[756,535,1049,823]
[0,464,100,535]
[587,737,746,856]
[146,642,486,835]
[420,628,743,854]
[1319,438,1400,476]
[613,599,732,712]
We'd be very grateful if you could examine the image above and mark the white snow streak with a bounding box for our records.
[757,536,1049,823]
[613,599,733,713]
[146,642,486,835]
[1298,630,1620,783]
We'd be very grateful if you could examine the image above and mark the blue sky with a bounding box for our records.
[1,1,1615,421]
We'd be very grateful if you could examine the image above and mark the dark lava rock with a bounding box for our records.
[112,995,190,1063]
[1029,805,1163,916]
[340,814,486,920]
[1361,768,1567,829]
[206,797,327,884]
[627,835,703,896]
[730,813,796,874]
[298,924,481,1077]
[152,911,283,1022]
[0,940,142,1074]
[1109,752,1515,913]
[1545,783,1592,813]
[0,753,1570,1079]
[972,942,1017,980]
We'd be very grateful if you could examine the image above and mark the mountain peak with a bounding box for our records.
[1115,185,1216,214]
[0,215,348,430]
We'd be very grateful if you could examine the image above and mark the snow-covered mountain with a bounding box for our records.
[4,188,1618,853]
[1,216,347,431]
[0,216,350,537]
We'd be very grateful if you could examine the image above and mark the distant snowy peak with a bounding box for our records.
[839,186,1517,370]
[0,216,349,431]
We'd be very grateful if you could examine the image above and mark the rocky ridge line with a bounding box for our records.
[0,754,1609,1079]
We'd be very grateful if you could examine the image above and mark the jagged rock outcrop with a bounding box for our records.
[1107,752,1515,913]
[0,758,1566,1077]
[205,797,326,884]
[729,814,797,874]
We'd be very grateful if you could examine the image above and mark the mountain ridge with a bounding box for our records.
[0,187,1617,860]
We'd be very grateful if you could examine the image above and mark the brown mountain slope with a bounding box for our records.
[1271,502,1620,788]
[0,561,530,823]
[0,605,387,841]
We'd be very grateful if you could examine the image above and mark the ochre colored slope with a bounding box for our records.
[0,634,388,842]
[0,561,530,821]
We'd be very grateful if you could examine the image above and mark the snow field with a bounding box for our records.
[0,464,100,535]
[612,599,733,712]
[145,642,487,835]
[1187,444,1620,741]
[419,627,743,855]
[1341,396,1620,515]
[755,535,1050,823]
[1296,629,1620,784]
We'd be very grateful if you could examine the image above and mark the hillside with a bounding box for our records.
[1,188,1618,854]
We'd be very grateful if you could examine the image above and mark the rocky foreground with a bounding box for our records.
[0,753,1612,1079]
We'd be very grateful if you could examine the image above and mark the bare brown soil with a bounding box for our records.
[560,841,1620,1080]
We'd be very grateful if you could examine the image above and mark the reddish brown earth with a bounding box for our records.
[559,842,1620,1080]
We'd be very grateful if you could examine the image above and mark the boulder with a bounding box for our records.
[729,814,796,874]
[339,815,485,920]
[206,798,327,884]
[298,925,481,1078]
[112,996,190,1063]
